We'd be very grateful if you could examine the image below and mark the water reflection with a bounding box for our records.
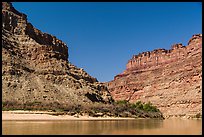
[2,119,202,135]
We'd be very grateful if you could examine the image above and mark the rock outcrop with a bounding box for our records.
[2,2,113,108]
[107,34,202,118]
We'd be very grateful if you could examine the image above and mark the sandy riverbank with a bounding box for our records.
[2,110,136,121]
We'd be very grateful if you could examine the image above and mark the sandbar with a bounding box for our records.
[2,110,135,121]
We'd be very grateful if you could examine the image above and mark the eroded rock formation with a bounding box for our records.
[2,2,113,108]
[107,34,202,118]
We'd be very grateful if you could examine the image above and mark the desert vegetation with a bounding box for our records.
[2,100,164,119]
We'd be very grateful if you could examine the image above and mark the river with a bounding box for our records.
[2,118,202,135]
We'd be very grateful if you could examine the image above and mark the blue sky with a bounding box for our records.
[13,2,202,82]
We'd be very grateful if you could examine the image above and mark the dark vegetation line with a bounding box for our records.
[2,100,164,119]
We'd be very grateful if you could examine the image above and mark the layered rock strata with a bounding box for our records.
[107,34,202,118]
[2,2,113,107]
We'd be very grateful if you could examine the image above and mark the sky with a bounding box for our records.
[13,2,202,82]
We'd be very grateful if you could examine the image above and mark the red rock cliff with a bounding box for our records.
[2,2,68,61]
[107,34,202,118]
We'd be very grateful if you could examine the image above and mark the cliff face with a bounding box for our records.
[2,2,113,108]
[107,34,202,118]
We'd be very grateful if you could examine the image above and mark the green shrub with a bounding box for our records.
[143,102,159,112]
[115,100,129,105]
[131,101,159,112]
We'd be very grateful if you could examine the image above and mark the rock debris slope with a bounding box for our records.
[2,2,113,108]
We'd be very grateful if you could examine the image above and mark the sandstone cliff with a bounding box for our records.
[2,2,113,108]
[2,2,164,119]
[107,34,202,118]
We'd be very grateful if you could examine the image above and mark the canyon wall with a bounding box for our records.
[107,34,202,118]
[2,2,113,108]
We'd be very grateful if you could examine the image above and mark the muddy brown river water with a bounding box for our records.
[2,118,202,135]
